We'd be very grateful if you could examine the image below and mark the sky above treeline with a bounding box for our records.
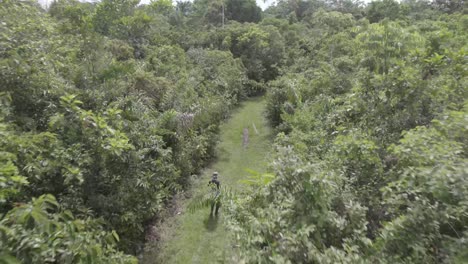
[38,0,377,11]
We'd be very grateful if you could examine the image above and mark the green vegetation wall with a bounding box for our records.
[227,1,468,263]
[0,0,268,261]
[1,0,466,263]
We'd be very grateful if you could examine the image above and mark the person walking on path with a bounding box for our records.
[208,172,221,216]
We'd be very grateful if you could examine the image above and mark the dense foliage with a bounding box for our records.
[228,0,468,263]
[0,0,466,263]
[0,0,258,261]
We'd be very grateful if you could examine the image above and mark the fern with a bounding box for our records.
[187,187,236,213]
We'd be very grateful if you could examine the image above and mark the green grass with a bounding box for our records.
[142,97,273,264]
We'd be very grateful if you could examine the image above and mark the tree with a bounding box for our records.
[193,0,226,26]
[92,0,140,35]
[226,0,262,23]
[148,0,174,15]
[326,0,365,18]
[367,0,402,23]
[432,0,466,13]
[0,194,137,263]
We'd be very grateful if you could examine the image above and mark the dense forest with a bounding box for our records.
[0,0,466,263]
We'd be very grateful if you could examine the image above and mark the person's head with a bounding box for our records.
[212,171,218,179]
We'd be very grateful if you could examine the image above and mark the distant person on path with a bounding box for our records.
[243,128,249,149]
[208,171,221,215]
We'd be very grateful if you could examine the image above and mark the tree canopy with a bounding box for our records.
[0,0,466,263]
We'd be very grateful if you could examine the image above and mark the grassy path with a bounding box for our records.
[142,97,272,263]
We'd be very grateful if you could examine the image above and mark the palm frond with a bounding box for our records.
[187,187,236,213]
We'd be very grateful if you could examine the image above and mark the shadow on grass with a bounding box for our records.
[204,214,220,232]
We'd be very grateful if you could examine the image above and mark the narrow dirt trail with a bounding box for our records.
[142,97,273,263]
